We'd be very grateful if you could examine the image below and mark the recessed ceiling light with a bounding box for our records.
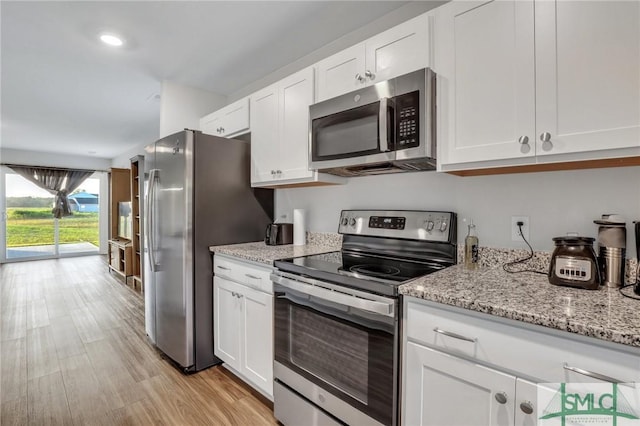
[99,33,124,47]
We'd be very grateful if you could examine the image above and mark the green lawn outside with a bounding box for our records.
[6,208,99,247]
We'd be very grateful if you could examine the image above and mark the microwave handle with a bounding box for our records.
[379,97,390,152]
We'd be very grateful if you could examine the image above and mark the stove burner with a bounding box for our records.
[349,264,401,278]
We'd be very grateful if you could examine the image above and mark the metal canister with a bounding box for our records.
[594,215,626,288]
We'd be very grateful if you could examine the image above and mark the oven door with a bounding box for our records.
[272,272,398,426]
[309,87,396,171]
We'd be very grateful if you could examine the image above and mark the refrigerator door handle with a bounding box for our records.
[146,168,158,272]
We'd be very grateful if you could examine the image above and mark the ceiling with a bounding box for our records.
[1,1,418,160]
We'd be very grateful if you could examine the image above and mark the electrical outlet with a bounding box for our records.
[511,216,530,242]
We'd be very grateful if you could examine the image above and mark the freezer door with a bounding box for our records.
[154,131,194,368]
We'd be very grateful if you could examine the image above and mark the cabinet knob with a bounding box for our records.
[355,73,365,83]
[365,70,375,80]
[520,401,534,415]
[494,392,508,405]
[540,132,551,142]
[518,136,529,145]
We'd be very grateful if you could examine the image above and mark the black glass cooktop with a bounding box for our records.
[274,250,448,297]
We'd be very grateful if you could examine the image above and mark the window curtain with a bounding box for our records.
[8,166,94,219]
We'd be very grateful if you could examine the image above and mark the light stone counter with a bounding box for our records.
[209,232,342,265]
[400,264,640,348]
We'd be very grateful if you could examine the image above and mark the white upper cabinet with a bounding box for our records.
[535,0,640,157]
[316,14,430,102]
[250,67,345,187]
[250,84,279,184]
[316,44,366,102]
[437,0,640,171]
[199,97,250,138]
[435,0,536,165]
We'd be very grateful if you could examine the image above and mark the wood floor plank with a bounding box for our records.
[105,326,162,383]
[27,299,50,330]
[43,291,70,320]
[1,338,27,402]
[84,338,145,407]
[49,315,85,360]
[58,354,111,425]
[0,397,27,426]
[69,307,105,344]
[1,303,27,341]
[26,326,60,380]
[27,372,73,426]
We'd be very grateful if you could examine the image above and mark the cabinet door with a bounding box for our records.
[213,277,241,371]
[250,84,280,185]
[404,342,515,426]
[535,1,640,156]
[365,14,430,85]
[241,286,274,398]
[219,98,250,137]
[514,378,538,426]
[278,67,315,182]
[316,44,366,102]
[200,111,223,136]
[435,0,536,166]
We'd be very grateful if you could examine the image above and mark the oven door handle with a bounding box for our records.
[271,273,395,317]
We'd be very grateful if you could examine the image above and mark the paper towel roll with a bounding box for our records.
[293,209,306,246]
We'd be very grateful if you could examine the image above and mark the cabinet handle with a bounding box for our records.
[364,70,375,80]
[520,401,534,415]
[518,136,529,145]
[216,265,230,271]
[540,132,551,142]
[276,170,282,175]
[433,327,477,343]
[245,274,260,280]
[220,127,225,133]
[231,291,237,297]
[563,363,624,383]
[236,293,243,299]
[494,392,508,405]
[355,73,365,83]
[271,170,275,176]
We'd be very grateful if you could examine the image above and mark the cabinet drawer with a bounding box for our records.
[213,255,273,293]
[406,299,640,384]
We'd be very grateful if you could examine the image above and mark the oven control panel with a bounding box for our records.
[339,210,456,243]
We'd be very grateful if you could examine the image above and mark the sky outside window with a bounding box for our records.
[6,173,101,197]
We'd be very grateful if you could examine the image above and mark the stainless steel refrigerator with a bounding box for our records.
[143,129,273,372]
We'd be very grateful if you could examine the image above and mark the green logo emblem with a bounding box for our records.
[540,383,640,425]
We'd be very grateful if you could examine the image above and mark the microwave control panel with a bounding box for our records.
[395,90,420,149]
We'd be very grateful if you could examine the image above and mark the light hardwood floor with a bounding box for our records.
[1,256,278,425]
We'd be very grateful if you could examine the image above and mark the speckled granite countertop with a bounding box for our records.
[400,264,640,348]
[209,232,342,265]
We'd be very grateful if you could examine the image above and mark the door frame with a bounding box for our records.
[0,166,107,263]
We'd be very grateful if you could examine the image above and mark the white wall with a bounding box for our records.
[1,148,112,171]
[276,166,640,257]
[159,81,227,138]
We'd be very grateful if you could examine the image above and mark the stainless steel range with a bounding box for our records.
[271,210,457,426]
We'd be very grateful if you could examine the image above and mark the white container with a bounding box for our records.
[293,209,306,246]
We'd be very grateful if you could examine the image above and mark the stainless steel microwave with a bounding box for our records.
[309,68,436,177]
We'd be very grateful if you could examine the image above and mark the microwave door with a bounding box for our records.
[310,96,396,171]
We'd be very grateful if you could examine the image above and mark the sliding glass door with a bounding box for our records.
[1,166,103,262]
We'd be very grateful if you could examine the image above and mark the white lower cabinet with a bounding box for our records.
[405,342,516,426]
[213,255,274,399]
[403,298,640,426]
